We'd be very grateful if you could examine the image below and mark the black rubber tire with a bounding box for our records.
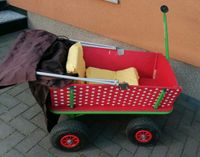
[50,119,89,152]
[126,117,160,145]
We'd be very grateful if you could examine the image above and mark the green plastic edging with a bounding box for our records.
[50,110,172,115]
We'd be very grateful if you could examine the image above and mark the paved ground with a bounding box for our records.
[0,31,200,157]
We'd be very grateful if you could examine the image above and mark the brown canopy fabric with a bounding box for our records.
[0,29,75,131]
[29,38,75,132]
[0,29,57,86]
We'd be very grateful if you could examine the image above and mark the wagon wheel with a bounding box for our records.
[50,119,89,152]
[126,117,160,145]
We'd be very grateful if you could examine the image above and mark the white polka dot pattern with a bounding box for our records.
[50,85,181,110]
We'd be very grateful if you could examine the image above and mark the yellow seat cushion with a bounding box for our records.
[86,67,139,85]
[116,67,139,85]
[86,67,115,84]
[66,43,86,83]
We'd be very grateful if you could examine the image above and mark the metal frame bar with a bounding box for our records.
[36,71,119,86]
[70,39,124,56]
[70,39,117,50]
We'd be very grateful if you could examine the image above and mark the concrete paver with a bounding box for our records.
[27,145,54,157]
[0,120,15,139]
[4,149,25,157]
[117,149,133,157]
[15,128,46,153]
[0,103,28,122]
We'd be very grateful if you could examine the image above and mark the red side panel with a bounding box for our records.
[49,84,182,113]
[49,47,182,114]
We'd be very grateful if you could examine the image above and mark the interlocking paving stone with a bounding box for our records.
[134,146,152,157]
[22,104,41,120]
[7,83,29,96]
[191,121,200,130]
[197,147,200,157]
[179,109,194,126]
[94,135,122,157]
[88,122,106,141]
[188,97,200,107]
[50,147,80,157]
[0,103,28,122]
[117,149,133,157]
[159,132,173,146]
[166,141,184,157]
[79,145,112,157]
[182,137,199,157]
[4,149,25,157]
[10,116,37,135]
[0,131,24,156]
[0,86,13,95]
[173,101,185,113]
[177,98,197,112]
[178,124,200,142]
[164,110,182,129]
[150,145,168,157]
[39,135,52,150]
[16,89,36,106]
[31,112,46,131]
[152,115,169,129]
[27,145,55,157]
[0,93,20,108]
[112,133,138,154]
[194,109,200,123]
[102,122,121,140]
[15,128,46,153]
[0,103,8,115]
[163,128,187,143]
[0,120,15,139]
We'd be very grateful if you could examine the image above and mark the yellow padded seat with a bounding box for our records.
[116,67,139,85]
[86,67,115,81]
[86,67,139,85]
[66,43,86,82]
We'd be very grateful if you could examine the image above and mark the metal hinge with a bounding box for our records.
[117,47,124,55]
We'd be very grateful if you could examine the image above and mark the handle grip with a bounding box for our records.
[160,5,169,13]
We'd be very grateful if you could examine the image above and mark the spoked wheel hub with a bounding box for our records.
[60,134,80,148]
[135,130,153,143]
[126,117,160,145]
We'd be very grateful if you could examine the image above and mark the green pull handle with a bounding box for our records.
[161,5,170,61]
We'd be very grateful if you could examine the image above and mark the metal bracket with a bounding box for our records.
[117,47,124,55]
[119,83,129,90]
[153,89,166,109]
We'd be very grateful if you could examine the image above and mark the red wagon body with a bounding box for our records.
[47,6,180,150]
[49,46,181,114]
